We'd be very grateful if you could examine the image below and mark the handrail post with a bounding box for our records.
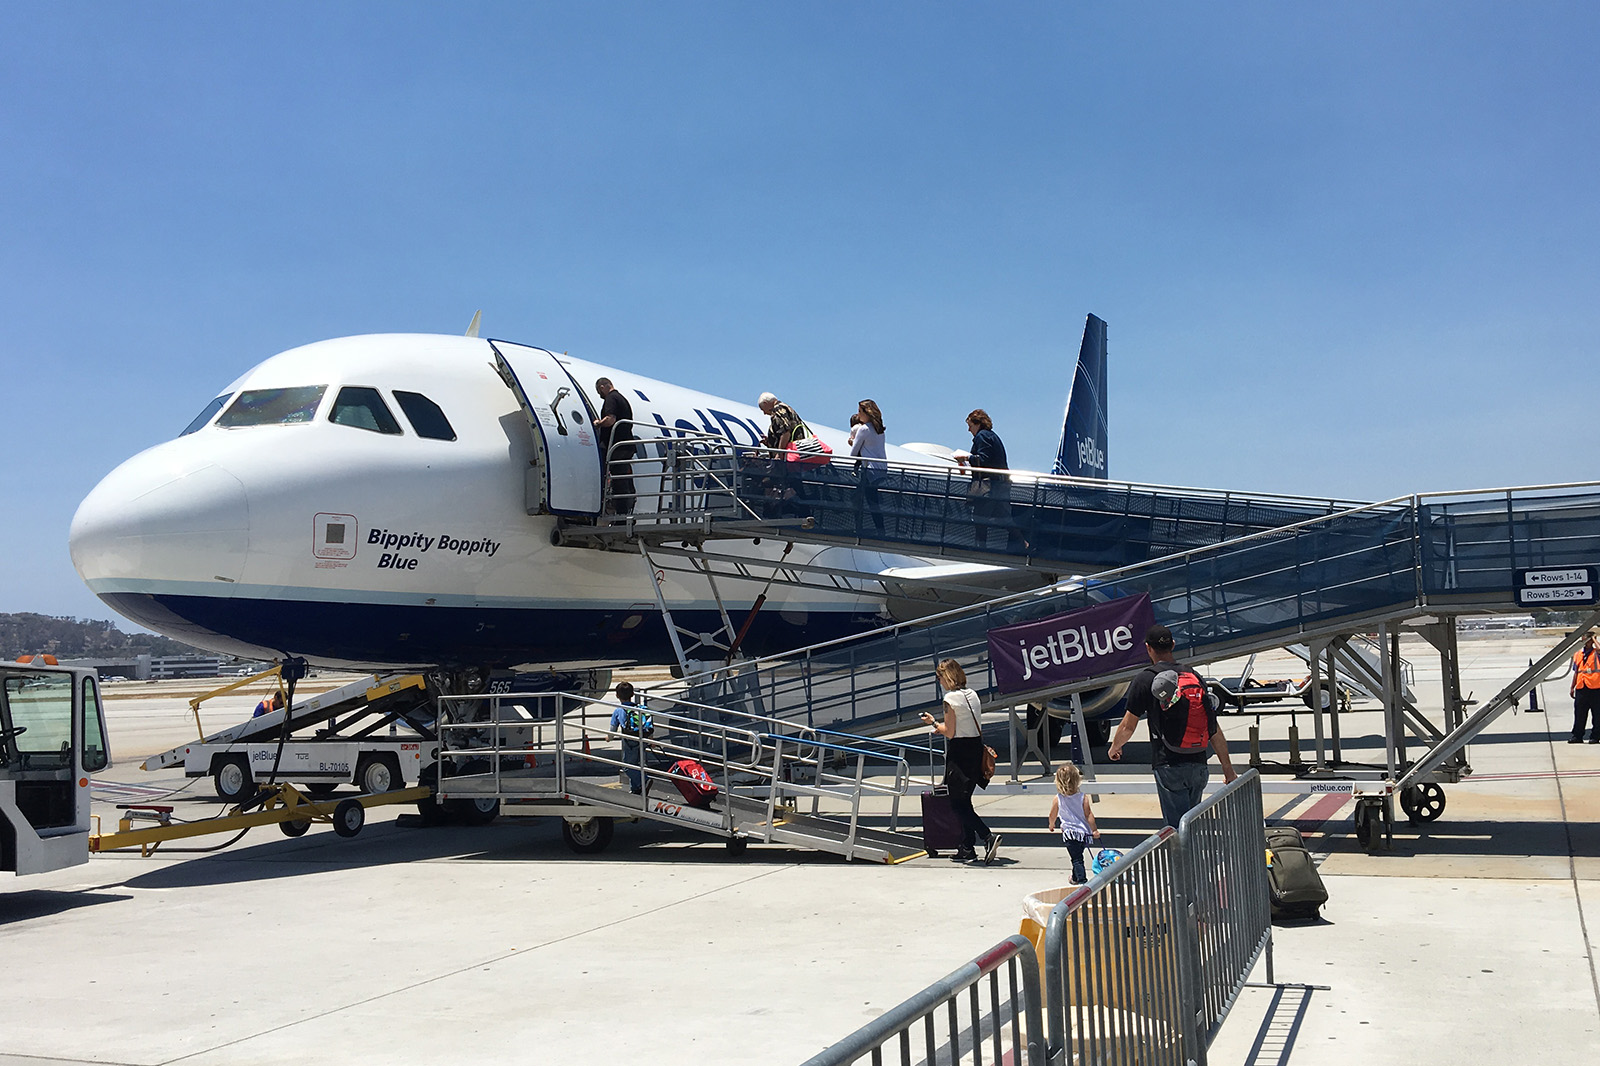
[766,737,782,841]
[846,752,866,859]
[555,694,565,793]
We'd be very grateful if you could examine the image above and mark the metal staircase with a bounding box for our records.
[430,690,929,863]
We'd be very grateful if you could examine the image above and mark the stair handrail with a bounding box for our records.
[604,419,1378,510]
[677,491,1422,694]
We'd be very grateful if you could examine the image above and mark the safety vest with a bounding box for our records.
[1574,648,1600,689]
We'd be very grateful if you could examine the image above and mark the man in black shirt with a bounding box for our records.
[594,378,637,514]
[1108,623,1238,827]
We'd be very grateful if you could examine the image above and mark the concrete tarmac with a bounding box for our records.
[3,632,1598,1064]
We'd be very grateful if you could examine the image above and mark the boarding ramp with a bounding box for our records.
[430,689,928,863]
[566,426,1365,574]
[670,482,1600,801]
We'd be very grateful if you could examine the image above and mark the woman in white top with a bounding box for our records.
[850,399,888,536]
[920,658,999,864]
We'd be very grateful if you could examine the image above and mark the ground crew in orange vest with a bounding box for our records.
[253,690,284,719]
[1569,634,1600,744]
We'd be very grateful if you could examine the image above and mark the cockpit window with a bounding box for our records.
[329,386,403,435]
[181,394,232,436]
[393,391,457,441]
[217,386,327,427]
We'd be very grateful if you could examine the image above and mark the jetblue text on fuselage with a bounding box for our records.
[649,407,766,447]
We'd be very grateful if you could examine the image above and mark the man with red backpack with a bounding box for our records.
[1108,624,1238,828]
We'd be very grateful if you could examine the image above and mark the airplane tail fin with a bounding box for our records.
[1053,314,1108,478]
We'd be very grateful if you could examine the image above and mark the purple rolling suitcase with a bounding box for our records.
[921,787,963,857]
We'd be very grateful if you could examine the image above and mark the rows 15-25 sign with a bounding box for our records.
[1515,567,1598,608]
[987,594,1156,694]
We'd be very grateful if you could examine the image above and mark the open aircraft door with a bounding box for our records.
[490,340,604,516]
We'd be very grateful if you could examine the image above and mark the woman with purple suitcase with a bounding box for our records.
[920,659,1000,865]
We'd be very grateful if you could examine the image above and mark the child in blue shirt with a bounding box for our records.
[608,681,650,793]
[1047,763,1099,884]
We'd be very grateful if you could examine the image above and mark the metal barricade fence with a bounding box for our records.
[1173,771,1273,1051]
[803,774,1272,1066]
[1043,828,1191,1066]
[799,934,1048,1066]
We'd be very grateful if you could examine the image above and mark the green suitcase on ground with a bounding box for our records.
[1265,825,1328,920]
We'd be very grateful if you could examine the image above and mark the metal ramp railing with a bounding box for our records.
[430,689,930,863]
[667,481,1600,792]
[566,423,1367,574]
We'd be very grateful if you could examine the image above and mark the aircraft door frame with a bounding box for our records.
[490,340,604,516]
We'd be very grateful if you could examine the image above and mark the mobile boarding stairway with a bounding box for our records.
[577,471,1600,850]
[429,688,929,863]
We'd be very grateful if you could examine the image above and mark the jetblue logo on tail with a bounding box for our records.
[1075,435,1106,473]
[1054,314,1109,480]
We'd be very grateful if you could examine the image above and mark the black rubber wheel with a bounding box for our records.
[213,756,253,802]
[357,755,398,794]
[308,783,339,799]
[416,764,444,824]
[332,799,365,838]
[444,796,501,826]
[279,818,312,837]
[726,835,748,854]
[561,817,614,854]
[440,757,499,825]
[1353,802,1373,846]
[1402,782,1446,823]
[1302,682,1335,711]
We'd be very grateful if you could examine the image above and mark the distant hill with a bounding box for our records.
[0,613,209,660]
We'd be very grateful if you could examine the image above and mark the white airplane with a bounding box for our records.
[69,317,1110,689]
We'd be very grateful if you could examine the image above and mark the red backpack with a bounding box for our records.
[1151,666,1216,754]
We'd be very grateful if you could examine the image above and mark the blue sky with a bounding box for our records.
[3,3,1598,622]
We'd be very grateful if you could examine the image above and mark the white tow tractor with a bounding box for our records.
[1,658,111,875]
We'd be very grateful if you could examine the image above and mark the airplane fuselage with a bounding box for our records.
[70,334,926,670]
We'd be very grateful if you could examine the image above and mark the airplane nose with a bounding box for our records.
[70,447,251,596]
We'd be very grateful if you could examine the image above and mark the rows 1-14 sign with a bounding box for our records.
[1515,567,1598,608]
[987,594,1156,694]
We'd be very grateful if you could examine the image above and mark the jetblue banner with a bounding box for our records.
[987,594,1155,693]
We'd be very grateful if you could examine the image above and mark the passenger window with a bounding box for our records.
[81,678,108,773]
[181,394,232,436]
[329,386,403,435]
[394,391,457,441]
[217,386,327,427]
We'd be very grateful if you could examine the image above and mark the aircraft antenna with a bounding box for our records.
[465,310,482,338]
